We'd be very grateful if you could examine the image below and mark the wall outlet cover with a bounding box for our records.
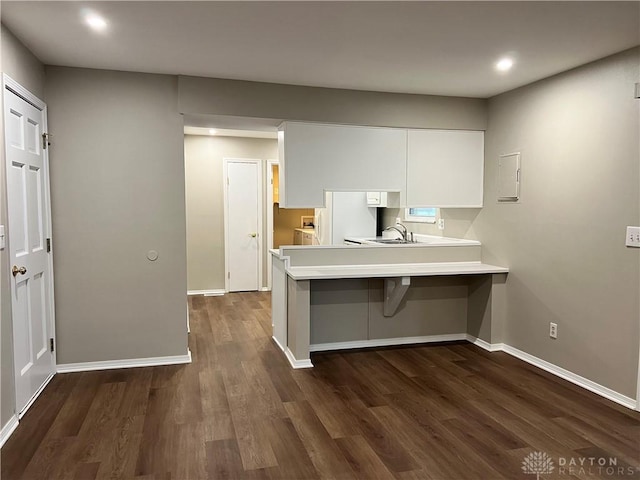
[626,226,640,247]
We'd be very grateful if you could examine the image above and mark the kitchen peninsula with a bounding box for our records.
[270,238,508,368]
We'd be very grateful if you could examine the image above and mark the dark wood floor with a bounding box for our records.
[2,292,639,480]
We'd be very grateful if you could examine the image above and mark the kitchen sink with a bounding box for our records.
[371,239,417,244]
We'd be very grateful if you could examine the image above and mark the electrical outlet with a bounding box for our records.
[549,322,558,339]
[438,219,445,230]
[626,226,640,247]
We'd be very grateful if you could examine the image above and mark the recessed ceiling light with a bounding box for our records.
[495,57,514,72]
[209,129,217,135]
[85,13,107,31]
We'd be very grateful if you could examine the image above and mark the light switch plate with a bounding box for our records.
[626,226,640,247]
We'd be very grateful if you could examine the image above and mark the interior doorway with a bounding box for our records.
[3,75,56,417]
[223,158,262,292]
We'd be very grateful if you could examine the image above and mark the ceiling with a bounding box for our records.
[1,1,639,99]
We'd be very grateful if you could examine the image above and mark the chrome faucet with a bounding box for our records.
[384,222,408,241]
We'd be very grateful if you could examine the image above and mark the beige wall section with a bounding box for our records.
[1,26,45,98]
[474,48,640,398]
[0,25,46,429]
[184,134,277,291]
[178,76,487,130]
[283,244,481,267]
[369,277,468,339]
[45,67,188,364]
[288,277,310,360]
[309,277,479,345]
[310,279,369,344]
[382,207,480,240]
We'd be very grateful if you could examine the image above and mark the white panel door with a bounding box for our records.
[4,82,55,415]
[226,160,260,292]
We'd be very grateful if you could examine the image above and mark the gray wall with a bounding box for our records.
[382,207,481,240]
[179,76,488,131]
[0,24,46,429]
[184,135,278,291]
[310,277,476,344]
[45,67,188,364]
[474,48,640,398]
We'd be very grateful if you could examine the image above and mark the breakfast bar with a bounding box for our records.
[271,237,509,368]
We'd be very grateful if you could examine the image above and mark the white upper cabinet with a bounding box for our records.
[406,129,484,207]
[278,122,407,207]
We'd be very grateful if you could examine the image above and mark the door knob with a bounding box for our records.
[12,265,27,277]
[249,233,257,238]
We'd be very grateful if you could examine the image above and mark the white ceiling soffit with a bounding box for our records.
[182,114,282,132]
[184,126,277,139]
[2,1,639,98]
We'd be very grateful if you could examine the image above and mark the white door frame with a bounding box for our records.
[3,74,57,417]
[223,157,263,292]
[266,159,279,291]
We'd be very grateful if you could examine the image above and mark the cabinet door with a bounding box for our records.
[293,230,303,245]
[302,232,313,245]
[407,130,484,207]
[279,122,407,208]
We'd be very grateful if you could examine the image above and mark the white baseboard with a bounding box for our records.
[187,289,225,296]
[284,348,313,369]
[18,372,56,419]
[272,336,286,353]
[57,350,192,373]
[466,335,505,352]
[310,333,467,353]
[466,335,636,410]
[0,415,19,448]
[260,287,271,292]
[500,344,637,410]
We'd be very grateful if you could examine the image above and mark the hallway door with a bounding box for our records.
[3,76,56,416]
[224,159,262,292]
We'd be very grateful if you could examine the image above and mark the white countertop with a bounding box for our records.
[345,234,480,247]
[286,261,508,280]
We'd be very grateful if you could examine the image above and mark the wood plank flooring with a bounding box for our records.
[2,291,639,479]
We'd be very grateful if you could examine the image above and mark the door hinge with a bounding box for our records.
[42,133,51,150]
[50,338,55,353]
[228,272,230,279]
[46,238,51,253]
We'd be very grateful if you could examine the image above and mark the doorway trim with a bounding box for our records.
[266,159,279,291]
[223,157,264,292]
[3,74,57,419]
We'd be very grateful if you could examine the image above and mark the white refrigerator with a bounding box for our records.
[314,192,377,245]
